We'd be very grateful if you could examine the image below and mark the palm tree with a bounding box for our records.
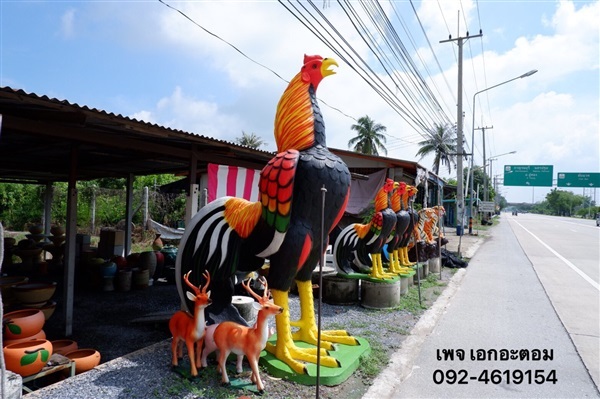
[348,116,388,156]
[235,131,265,149]
[415,123,457,175]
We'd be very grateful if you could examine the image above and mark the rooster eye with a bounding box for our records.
[312,64,317,69]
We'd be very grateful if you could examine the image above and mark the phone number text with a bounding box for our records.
[433,369,557,385]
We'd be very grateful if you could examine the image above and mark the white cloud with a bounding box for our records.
[60,8,76,39]
[151,86,244,140]
[50,0,596,203]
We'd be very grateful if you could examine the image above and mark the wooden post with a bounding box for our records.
[63,145,78,337]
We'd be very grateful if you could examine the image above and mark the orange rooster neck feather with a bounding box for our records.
[274,72,315,152]
[391,191,401,212]
[374,186,389,211]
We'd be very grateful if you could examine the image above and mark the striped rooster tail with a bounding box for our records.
[332,224,371,275]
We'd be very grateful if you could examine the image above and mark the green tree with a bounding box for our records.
[462,166,494,202]
[545,189,584,216]
[415,123,457,175]
[348,116,388,156]
[235,131,265,149]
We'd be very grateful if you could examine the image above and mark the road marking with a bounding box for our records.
[513,219,600,292]
[527,215,599,229]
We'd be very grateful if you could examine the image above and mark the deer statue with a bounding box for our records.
[213,276,283,394]
[168,270,211,377]
[200,323,244,373]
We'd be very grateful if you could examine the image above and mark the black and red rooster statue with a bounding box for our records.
[385,181,413,274]
[175,55,357,375]
[332,178,398,280]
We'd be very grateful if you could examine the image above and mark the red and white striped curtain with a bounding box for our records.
[207,163,261,203]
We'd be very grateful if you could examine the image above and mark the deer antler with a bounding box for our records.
[242,276,269,304]
[183,270,211,296]
[201,270,211,294]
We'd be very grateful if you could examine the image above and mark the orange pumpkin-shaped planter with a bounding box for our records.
[3,339,53,376]
[3,329,46,347]
[64,348,101,374]
[3,309,45,339]
[51,339,78,356]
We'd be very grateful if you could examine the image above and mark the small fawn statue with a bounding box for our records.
[213,277,283,393]
[168,270,211,377]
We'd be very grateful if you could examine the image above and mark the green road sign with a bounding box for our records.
[504,165,553,186]
[557,172,600,187]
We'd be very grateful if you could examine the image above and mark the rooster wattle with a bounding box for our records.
[176,55,357,375]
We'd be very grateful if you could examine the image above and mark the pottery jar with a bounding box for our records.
[138,251,157,279]
[64,348,101,374]
[3,329,46,347]
[101,261,117,278]
[0,275,29,305]
[160,246,178,267]
[152,233,164,251]
[50,225,65,236]
[38,300,57,320]
[51,339,78,356]
[3,339,53,376]
[12,282,57,305]
[3,309,45,339]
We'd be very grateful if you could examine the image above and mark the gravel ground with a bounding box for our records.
[21,268,455,398]
[18,229,483,398]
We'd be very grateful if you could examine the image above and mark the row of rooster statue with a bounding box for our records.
[333,179,447,281]
[169,55,446,393]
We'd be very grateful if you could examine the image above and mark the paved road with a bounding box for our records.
[365,214,599,398]
[507,213,599,389]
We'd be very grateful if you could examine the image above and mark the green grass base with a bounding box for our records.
[259,336,370,386]
[172,362,261,393]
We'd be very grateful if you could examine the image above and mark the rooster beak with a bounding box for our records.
[321,58,338,78]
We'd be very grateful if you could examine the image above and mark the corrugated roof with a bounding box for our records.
[0,86,273,183]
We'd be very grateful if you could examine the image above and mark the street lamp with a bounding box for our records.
[488,151,517,184]
[488,151,516,210]
[467,69,538,222]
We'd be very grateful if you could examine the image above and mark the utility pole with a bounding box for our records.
[440,30,482,243]
[476,125,493,203]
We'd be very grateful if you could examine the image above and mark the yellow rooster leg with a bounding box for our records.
[391,250,400,272]
[398,247,407,265]
[265,289,339,374]
[368,254,394,279]
[405,247,416,265]
[368,254,385,279]
[292,280,359,347]
[376,253,397,278]
[400,247,415,266]
[390,250,412,274]
[395,250,403,270]
[387,251,398,273]
[381,254,398,278]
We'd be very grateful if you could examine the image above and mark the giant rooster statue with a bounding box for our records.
[332,178,397,279]
[175,55,357,375]
[398,184,419,266]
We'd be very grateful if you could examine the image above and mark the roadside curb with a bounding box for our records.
[363,266,469,399]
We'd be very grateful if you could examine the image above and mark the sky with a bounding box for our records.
[1,0,598,204]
